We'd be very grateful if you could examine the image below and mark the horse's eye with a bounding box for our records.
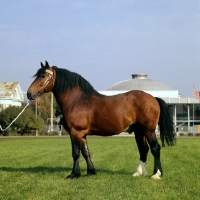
[42,74,45,78]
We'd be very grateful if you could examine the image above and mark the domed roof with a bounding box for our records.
[107,74,174,91]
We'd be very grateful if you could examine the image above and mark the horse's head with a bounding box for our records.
[27,61,55,100]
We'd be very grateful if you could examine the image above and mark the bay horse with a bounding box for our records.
[27,61,175,179]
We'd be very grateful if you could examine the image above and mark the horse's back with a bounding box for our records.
[96,90,159,114]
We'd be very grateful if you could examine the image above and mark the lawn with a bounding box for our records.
[0,136,199,200]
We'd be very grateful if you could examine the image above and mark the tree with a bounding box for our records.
[0,106,27,130]
[0,105,44,135]
[0,107,13,129]
[26,115,44,131]
[14,107,34,130]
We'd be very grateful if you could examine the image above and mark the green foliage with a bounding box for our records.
[0,137,199,199]
[15,107,35,130]
[0,107,12,127]
[0,106,31,130]
[0,105,45,135]
[26,115,45,130]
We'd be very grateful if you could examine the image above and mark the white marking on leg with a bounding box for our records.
[151,169,161,179]
[132,160,148,177]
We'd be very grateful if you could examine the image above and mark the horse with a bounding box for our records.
[27,61,175,179]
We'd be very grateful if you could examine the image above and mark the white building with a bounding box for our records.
[0,82,25,112]
[99,74,200,135]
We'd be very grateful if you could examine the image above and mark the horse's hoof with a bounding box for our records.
[151,170,161,179]
[132,170,148,177]
[86,168,96,176]
[66,173,81,179]
[132,171,141,177]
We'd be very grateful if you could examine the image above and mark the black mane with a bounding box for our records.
[52,66,100,95]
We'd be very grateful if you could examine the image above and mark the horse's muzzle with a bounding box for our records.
[27,91,37,100]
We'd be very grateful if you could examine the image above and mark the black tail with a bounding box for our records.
[156,97,176,147]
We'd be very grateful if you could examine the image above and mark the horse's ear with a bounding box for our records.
[41,62,45,68]
[45,61,50,68]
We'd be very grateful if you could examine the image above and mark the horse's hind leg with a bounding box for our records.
[67,137,81,179]
[146,132,163,179]
[80,136,96,176]
[133,131,149,177]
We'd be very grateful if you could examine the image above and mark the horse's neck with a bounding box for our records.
[52,91,64,108]
[52,88,83,109]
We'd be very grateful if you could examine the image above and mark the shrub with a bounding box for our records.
[188,133,193,136]
[179,133,185,136]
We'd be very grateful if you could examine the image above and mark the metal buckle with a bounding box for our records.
[45,69,53,75]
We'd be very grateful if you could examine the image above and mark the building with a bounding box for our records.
[0,82,25,112]
[99,74,200,135]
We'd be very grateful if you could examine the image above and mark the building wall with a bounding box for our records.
[0,82,24,112]
[99,90,179,98]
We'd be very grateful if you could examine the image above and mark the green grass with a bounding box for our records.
[0,137,200,200]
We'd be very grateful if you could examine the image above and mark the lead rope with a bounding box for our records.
[0,102,30,132]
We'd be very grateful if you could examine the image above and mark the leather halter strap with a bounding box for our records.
[45,69,53,75]
[37,69,54,95]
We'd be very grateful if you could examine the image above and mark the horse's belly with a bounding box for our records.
[90,130,121,136]
[90,121,131,136]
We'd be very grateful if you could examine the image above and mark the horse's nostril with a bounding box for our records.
[27,91,31,98]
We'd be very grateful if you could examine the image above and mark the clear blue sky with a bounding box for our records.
[0,0,200,97]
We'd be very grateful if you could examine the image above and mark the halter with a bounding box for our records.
[37,69,54,96]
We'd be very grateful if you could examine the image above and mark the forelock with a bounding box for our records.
[33,67,47,78]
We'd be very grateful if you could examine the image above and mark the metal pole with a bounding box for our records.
[188,104,190,133]
[173,105,177,136]
[50,92,53,132]
[193,103,194,134]
[35,98,38,119]
[35,98,38,136]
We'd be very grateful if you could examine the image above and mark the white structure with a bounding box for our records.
[103,74,179,98]
[0,82,25,112]
[46,115,63,135]
[99,74,200,135]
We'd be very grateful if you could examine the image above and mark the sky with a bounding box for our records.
[0,0,200,97]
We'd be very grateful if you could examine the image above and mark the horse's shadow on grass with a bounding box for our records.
[0,166,132,177]
[0,166,70,174]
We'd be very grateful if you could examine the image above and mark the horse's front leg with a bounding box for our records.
[67,139,81,179]
[80,136,96,176]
